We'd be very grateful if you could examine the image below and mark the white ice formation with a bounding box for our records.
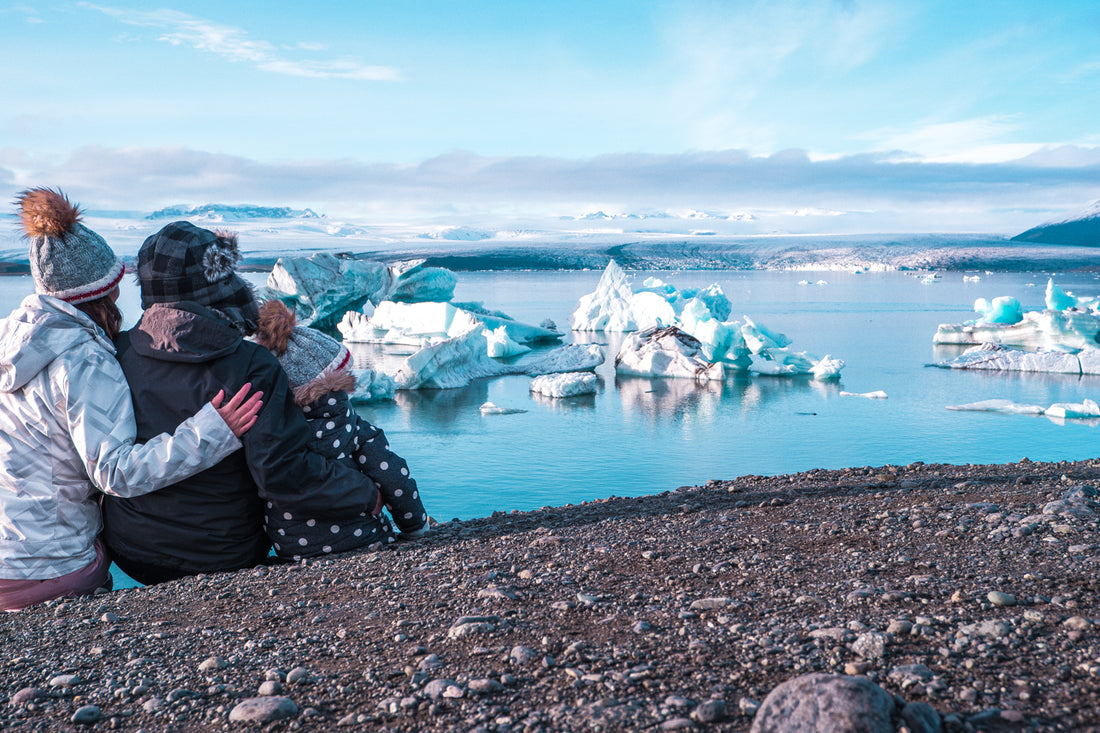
[947,398,1100,421]
[935,279,1100,352]
[337,301,559,350]
[479,402,527,415]
[530,372,598,398]
[388,330,604,391]
[614,327,725,382]
[262,254,459,330]
[933,343,1100,375]
[840,390,888,399]
[348,369,396,403]
[573,261,843,380]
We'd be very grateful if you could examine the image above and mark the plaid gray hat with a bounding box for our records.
[18,188,124,305]
[138,221,259,334]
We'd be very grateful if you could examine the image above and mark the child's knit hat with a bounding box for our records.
[255,300,351,393]
[17,188,125,304]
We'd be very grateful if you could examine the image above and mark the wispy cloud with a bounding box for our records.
[82,4,400,81]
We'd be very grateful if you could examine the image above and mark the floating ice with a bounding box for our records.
[946,397,1100,421]
[479,402,527,415]
[261,255,461,330]
[391,323,512,390]
[946,399,1045,415]
[570,261,842,379]
[741,316,792,354]
[933,343,1087,374]
[570,260,637,332]
[615,326,725,382]
[337,301,560,351]
[348,369,396,403]
[840,390,888,399]
[934,309,1100,351]
[263,253,393,329]
[529,372,598,397]
[973,296,1022,325]
[485,325,532,358]
[964,275,981,283]
[810,355,845,380]
[387,335,603,391]
[521,344,605,375]
[936,279,1100,352]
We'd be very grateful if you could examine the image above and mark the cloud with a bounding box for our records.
[82,4,400,81]
[3,144,1099,233]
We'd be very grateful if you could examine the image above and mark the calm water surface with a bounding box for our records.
[5,266,1100,528]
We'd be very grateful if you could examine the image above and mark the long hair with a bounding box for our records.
[75,295,123,341]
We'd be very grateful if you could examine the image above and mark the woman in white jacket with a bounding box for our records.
[0,188,263,611]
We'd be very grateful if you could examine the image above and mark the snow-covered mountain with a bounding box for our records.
[146,204,322,221]
[1011,200,1100,246]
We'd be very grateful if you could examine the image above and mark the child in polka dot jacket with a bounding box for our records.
[254,300,429,558]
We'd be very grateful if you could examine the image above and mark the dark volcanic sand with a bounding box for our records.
[3,458,1099,732]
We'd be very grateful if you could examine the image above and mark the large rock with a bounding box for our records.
[749,673,897,733]
[228,696,299,724]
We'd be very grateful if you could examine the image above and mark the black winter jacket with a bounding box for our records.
[102,302,378,581]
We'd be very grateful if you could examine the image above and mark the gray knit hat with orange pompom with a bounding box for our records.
[254,300,351,391]
[17,188,125,304]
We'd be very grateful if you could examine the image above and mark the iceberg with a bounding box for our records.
[570,261,841,379]
[337,301,560,351]
[570,260,638,332]
[263,253,393,330]
[946,399,1046,415]
[840,390,888,399]
[933,309,1100,351]
[522,344,605,375]
[933,343,1086,374]
[261,254,460,330]
[973,296,1023,325]
[530,372,598,398]
[388,335,604,391]
[614,326,725,382]
[479,401,527,415]
[348,369,396,403]
[485,326,532,357]
[946,397,1100,421]
[935,279,1100,352]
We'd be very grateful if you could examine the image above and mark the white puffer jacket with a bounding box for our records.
[0,294,242,580]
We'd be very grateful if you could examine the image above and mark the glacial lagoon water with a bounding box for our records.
[5,265,1100,528]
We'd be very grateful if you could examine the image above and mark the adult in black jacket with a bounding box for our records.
[102,222,381,584]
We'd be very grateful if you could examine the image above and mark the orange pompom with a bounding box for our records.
[255,300,297,355]
[17,187,82,238]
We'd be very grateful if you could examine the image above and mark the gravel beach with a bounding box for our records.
[3,458,1099,732]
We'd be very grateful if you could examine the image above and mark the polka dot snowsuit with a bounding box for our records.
[264,390,427,559]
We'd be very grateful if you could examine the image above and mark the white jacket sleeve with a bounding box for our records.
[62,345,242,498]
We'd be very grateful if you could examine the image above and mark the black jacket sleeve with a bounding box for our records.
[242,348,378,520]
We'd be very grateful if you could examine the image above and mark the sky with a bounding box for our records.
[3,0,1100,234]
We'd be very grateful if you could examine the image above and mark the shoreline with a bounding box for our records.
[3,457,1099,731]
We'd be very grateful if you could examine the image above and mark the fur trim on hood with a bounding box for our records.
[255,300,296,356]
[293,368,357,408]
[18,188,81,238]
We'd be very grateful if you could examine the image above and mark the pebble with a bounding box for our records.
[70,705,101,725]
[287,666,310,685]
[199,655,229,672]
[510,645,539,664]
[852,631,887,660]
[259,680,283,695]
[988,590,1016,607]
[228,696,299,723]
[10,687,42,705]
[48,674,80,688]
[423,679,462,700]
[692,699,727,723]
